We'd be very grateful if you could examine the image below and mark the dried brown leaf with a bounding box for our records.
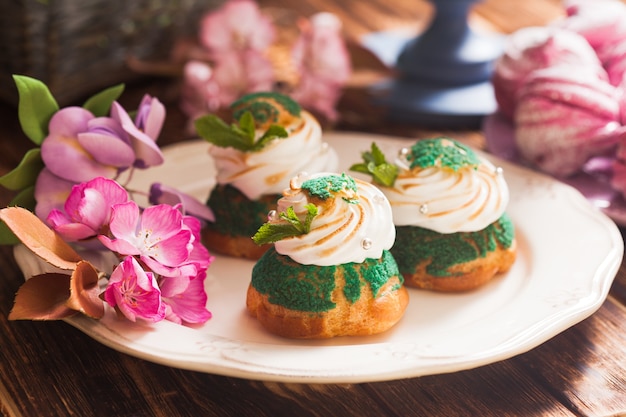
[0,206,81,270]
[66,261,104,319]
[8,273,76,320]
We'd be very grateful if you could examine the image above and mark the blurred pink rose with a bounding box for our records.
[199,0,275,56]
[290,12,351,120]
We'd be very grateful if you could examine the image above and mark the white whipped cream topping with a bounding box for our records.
[273,173,395,266]
[382,154,509,234]
[209,111,338,200]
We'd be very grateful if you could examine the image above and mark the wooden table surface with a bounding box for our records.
[2,0,626,416]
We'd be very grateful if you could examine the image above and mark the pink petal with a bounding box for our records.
[108,201,141,241]
[161,272,211,324]
[98,234,141,256]
[86,177,129,206]
[146,229,192,268]
[140,204,185,241]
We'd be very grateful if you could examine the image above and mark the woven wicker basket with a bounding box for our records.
[0,0,223,106]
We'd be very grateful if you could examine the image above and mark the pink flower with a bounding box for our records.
[160,271,212,324]
[290,12,351,120]
[46,177,129,241]
[182,214,213,272]
[41,107,135,183]
[110,95,164,169]
[98,201,195,277]
[199,0,275,56]
[104,256,166,322]
[180,61,221,118]
[180,52,274,119]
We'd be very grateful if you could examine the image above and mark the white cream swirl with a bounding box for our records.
[209,111,338,200]
[273,173,395,266]
[382,155,509,234]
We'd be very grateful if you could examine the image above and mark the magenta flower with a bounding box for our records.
[104,256,166,322]
[182,214,213,271]
[98,201,194,277]
[40,107,134,183]
[110,95,164,169]
[199,0,275,56]
[160,271,212,324]
[46,177,129,242]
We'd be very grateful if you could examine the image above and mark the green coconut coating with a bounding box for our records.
[408,137,481,171]
[251,248,401,313]
[301,173,358,200]
[392,214,515,278]
[231,92,301,125]
[205,184,278,237]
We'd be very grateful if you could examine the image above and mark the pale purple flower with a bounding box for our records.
[160,271,212,324]
[34,168,75,221]
[98,201,195,277]
[46,177,129,241]
[104,256,166,322]
[40,107,134,183]
[110,95,164,169]
[149,183,215,222]
[199,0,275,56]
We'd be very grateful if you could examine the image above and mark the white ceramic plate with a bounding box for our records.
[17,133,624,383]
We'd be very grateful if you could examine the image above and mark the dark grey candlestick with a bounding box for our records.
[363,0,502,128]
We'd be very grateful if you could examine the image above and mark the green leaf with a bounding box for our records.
[370,142,386,165]
[13,75,59,145]
[0,149,44,191]
[237,111,256,143]
[252,125,288,152]
[0,220,20,245]
[252,204,318,245]
[195,115,252,151]
[82,84,124,117]
[10,186,37,211]
[195,112,288,152]
[350,142,398,187]
[371,163,399,187]
[0,187,37,245]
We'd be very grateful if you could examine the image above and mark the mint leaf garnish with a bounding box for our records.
[252,204,318,245]
[195,111,288,152]
[349,142,398,186]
